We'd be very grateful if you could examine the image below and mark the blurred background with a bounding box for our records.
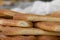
[0,0,52,9]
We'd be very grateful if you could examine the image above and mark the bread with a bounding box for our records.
[0,26,60,36]
[1,10,60,22]
[47,11,60,17]
[36,22,60,32]
[0,9,16,16]
[35,11,60,32]
[37,36,58,40]
[0,35,36,40]
[0,13,6,16]
[0,19,32,27]
[57,36,60,40]
[13,11,60,22]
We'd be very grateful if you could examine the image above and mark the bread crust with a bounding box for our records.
[13,12,60,22]
[37,36,58,40]
[0,26,60,36]
[35,11,60,32]
[36,22,60,32]
[0,19,32,27]
[0,35,35,40]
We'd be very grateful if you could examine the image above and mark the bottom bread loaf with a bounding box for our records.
[0,35,59,40]
[0,26,60,36]
[0,35,36,40]
[37,36,58,40]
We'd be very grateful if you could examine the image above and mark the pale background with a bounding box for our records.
[0,0,52,9]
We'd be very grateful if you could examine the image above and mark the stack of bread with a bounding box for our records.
[0,9,60,40]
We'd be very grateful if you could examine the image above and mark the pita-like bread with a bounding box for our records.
[36,11,60,32]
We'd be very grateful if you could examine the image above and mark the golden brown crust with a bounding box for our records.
[0,9,21,16]
[1,10,60,22]
[36,22,60,32]
[35,11,60,32]
[13,12,60,22]
[0,31,36,40]
[0,35,36,40]
[47,11,60,17]
[0,19,32,27]
[37,36,58,40]
[0,26,60,36]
